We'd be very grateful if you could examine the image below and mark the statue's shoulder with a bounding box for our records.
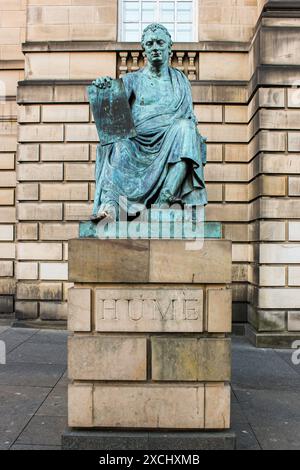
[170,67,189,81]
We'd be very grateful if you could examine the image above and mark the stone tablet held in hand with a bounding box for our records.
[88,78,136,146]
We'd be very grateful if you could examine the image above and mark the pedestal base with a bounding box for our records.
[62,429,236,450]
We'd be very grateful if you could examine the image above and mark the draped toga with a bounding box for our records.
[92,66,207,217]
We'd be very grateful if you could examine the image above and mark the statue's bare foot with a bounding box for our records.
[90,210,116,224]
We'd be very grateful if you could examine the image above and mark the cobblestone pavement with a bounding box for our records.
[0,326,299,450]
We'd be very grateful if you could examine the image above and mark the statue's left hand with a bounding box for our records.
[92,77,113,89]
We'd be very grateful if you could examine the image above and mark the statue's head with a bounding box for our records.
[141,23,173,67]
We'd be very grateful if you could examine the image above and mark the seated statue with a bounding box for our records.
[88,23,207,222]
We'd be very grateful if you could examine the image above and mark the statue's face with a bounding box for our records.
[143,30,170,67]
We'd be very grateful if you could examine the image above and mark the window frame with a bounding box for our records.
[118,0,199,43]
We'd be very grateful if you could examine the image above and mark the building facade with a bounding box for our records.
[0,0,300,347]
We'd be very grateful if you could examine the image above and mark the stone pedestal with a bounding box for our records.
[62,239,236,450]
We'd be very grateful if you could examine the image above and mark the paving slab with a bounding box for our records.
[0,363,66,387]
[232,347,300,391]
[233,423,261,451]
[15,416,67,447]
[0,385,50,449]
[36,387,67,417]
[0,328,39,353]
[27,330,69,345]
[249,421,300,451]
[274,349,300,375]
[7,342,67,365]
[235,389,300,424]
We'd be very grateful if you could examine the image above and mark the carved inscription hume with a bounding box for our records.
[95,289,204,332]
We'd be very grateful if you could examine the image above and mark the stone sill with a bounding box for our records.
[22,41,250,54]
[264,1,300,14]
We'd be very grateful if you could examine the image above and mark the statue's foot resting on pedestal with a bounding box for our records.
[155,189,183,209]
[90,206,117,224]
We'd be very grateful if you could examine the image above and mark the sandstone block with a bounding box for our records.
[262,155,300,174]
[17,183,39,201]
[194,105,222,123]
[260,221,286,241]
[68,335,147,381]
[17,223,38,241]
[95,288,204,333]
[260,199,300,219]
[257,310,286,332]
[0,243,15,259]
[225,184,248,202]
[287,312,300,332]
[68,287,91,332]
[42,105,89,123]
[69,239,149,283]
[289,177,300,196]
[149,240,232,284]
[18,203,62,221]
[18,144,39,162]
[259,288,300,309]
[17,282,62,301]
[68,384,93,428]
[15,301,38,320]
[18,163,63,181]
[288,133,300,152]
[65,125,98,142]
[0,261,13,277]
[207,183,223,202]
[206,144,223,162]
[16,262,38,280]
[0,225,14,241]
[205,384,230,429]
[289,222,300,241]
[93,385,205,429]
[225,106,248,123]
[0,153,14,170]
[41,143,89,161]
[40,183,88,201]
[40,262,68,280]
[260,244,300,264]
[0,207,16,223]
[64,203,94,221]
[64,163,94,181]
[207,288,232,333]
[39,301,67,320]
[18,106,40,123]
[225,144,248,162]
[19,124,64,142]
[151,337,231,381]
[0,171,16,187]
[288,267,300,286]
[40,223,78,241]
[18,242,62,260]
[260,266,286,287]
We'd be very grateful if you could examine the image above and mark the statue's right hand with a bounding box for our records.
[92,77,113,89]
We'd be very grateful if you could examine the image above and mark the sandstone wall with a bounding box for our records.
[1,1,300,346]
[0,0,26,317]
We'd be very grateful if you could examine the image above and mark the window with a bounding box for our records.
[119,0,197,42]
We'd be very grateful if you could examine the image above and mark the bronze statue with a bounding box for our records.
[88,23,207,223]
